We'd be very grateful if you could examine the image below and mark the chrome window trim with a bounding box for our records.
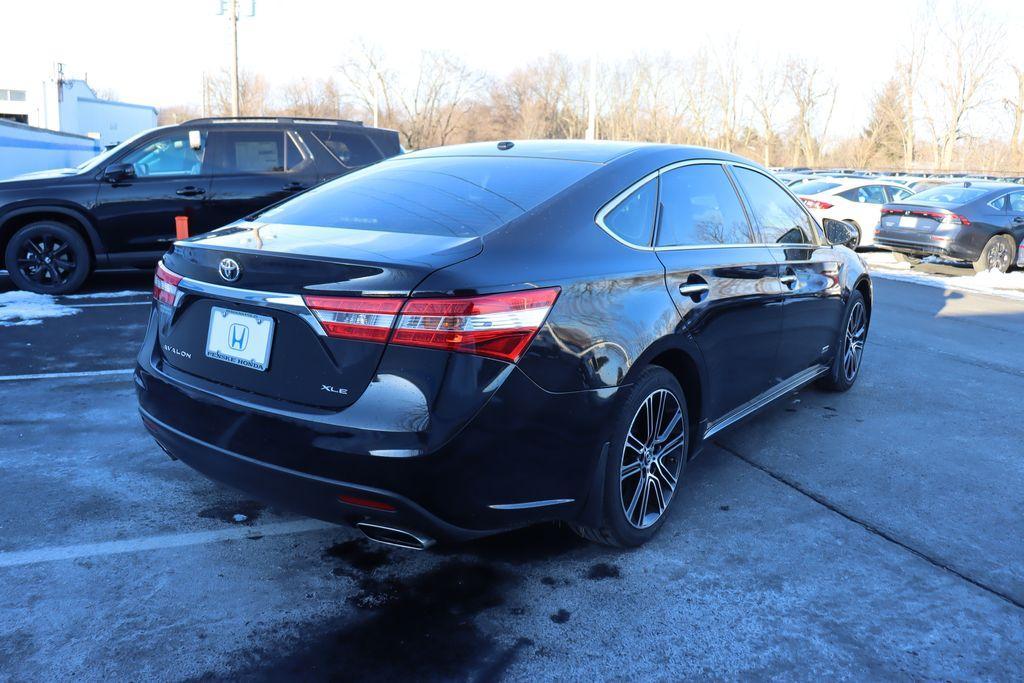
[594,158,824,252]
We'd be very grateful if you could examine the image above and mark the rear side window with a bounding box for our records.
[657,164,753,247]
[259,156,598,237]
[601,178,658,246]
[312,130,382,167]
[911,185,989,204]
[790,179,840,195]
[732,167,815,245]
[210,131,284,173]
[839,185,887,204]
[1009,192,1024,212]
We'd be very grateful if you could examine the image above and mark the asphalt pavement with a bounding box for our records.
[1,268,1022,681]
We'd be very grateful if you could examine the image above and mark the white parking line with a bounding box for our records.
[0,519,334,568]
[73,301,151,308]
[0,368,134,382]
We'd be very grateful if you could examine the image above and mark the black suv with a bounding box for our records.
[0,117,401,293]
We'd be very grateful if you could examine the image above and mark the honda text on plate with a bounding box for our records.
[136,141,872,549]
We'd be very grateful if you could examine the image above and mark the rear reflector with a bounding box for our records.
[392,288,560,362]
[304,287,560,363]
[304,296,403,343]
[337,494,396,512]
[153,262,182,306]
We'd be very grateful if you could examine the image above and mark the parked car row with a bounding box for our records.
[770,167,1024,271]
[0,117,402,294]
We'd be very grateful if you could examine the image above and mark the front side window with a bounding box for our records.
[1009,192,1024,213]
[119,131,206,177]
[888,186,913,201]
[602,178,658,246]
[732,167,815,245]
[839,185,888,204]
[656,164,753,247]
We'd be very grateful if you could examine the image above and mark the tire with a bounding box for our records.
[4,221,91,294]
[570,367,689,547]
[973,235,1015,273]
[819,290,868,392]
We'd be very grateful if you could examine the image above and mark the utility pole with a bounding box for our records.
[585,54,597,141]
[219,0,255,117]
[229,0,239,116]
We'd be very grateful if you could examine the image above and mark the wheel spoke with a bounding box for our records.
[624,480,644,522]
[655,432,685,458]
[649,475,666,514]
[625,432,645,454]
[654,409,682,445]
[620,460,643,481]
[653,457,677,490]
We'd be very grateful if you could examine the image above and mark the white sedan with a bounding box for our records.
[791,177,915,247]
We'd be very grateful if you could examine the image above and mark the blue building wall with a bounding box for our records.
[0,120,101,180]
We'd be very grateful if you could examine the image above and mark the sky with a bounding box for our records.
[2,0,1022,133]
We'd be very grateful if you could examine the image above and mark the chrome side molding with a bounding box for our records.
[488,498,575,511]
[705,364,829,439]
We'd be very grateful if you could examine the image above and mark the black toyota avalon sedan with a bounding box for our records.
[875,181,1024,272]
[136,141,871,549]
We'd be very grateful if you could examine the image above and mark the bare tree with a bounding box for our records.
[748,60,783,165]
[784,58,836,167]
[204,68,271,116]
[1005,65,1024,166]
[931,2,1005,169]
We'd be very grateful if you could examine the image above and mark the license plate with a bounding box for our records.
[205,306,275,371]
[898,215,919,228]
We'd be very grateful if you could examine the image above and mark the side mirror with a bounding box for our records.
[822,218,858,249]
[103,163,135,183]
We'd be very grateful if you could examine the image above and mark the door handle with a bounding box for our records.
[779,267,799,290]
[176,186,205,197]
[679,276,710,302]
[282,182,307,192]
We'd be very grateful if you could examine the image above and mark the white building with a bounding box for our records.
[0,66,157,148]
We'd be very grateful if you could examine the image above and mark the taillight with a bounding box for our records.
[801,197,833,210]
[304,288,560,362]
[392,288,560,362]
[304,296,403,343]
[153,262,182,306]
[944,213,971,226]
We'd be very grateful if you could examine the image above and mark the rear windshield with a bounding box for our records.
[910,185,990,204]
[257,156,598,236]
[790,180,841,195]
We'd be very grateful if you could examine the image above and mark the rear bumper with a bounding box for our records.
[875,227,979,261]
[135,319,622,541]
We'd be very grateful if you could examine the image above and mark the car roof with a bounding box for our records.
[400,140,751,165]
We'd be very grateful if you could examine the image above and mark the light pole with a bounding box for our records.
[219,0,255,117]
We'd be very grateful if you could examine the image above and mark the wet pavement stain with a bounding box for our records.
[586,562,622,580]
[323,538,391,574]
[223,560,516,681]
[550,609,571,624]
[434,523,587,565]
[197,500,265,526]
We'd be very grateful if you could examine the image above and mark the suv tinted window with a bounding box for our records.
[839,185,887,204]
[209,131,286,174]
[119,131,206,177]
[313,130,382,167]
[602,178,658,246]
[259,156,598,237]
[733,167,815,244]
[657,164,752,247]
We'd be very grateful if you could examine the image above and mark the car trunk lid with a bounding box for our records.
[155,222,481,409]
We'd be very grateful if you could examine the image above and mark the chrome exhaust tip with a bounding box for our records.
[356,522,435,550]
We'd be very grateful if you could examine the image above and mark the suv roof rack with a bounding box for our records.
[183,116,364,127]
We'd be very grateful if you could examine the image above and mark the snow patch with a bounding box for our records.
[64,290,149,300]
[861,251,1024,301]
[0,291,81,327]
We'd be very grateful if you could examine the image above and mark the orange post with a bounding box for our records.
[175,215,190,240]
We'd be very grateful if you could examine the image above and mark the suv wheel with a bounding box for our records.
[819,290,868,392]
[571,367,688,547]
[4,221,91,294]
[973,235,1015,273]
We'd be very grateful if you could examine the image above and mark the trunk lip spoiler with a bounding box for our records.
[174,276,327,337]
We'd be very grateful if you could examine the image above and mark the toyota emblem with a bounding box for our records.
[218,258,241,282]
